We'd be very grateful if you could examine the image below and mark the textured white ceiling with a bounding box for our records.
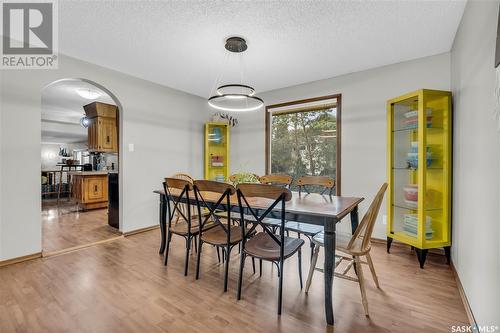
[42,79,114,143]
[59,1,466,98]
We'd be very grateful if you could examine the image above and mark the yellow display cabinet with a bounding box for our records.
[204,122,230,182]
[386,89,452,268]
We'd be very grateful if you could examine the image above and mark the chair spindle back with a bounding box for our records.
[348,183,388,253]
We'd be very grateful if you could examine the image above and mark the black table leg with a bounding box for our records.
[350,206,359,234]
[350,206,359,275]
[159,194,167,254]
[323,217,336,325]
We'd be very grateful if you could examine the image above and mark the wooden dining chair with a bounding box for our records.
[296,175,335,196]
[169,172,210,255]
[169,173,195,222]
[259,174,295,238]
[304,183,388,317]
[163,178,216,276]
[170,172,195,183]
[193,180,249,292]
[216,172,262,224]
[282,176,336,258]
[259,173,293,188]
[236,183,305,315]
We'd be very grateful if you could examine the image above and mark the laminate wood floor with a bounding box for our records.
[42,200,121,253]
[0,228,468,333]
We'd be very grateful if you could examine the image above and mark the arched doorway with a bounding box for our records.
[41,78,123,255]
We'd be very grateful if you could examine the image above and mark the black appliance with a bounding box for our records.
[83,163,93,171]
[108,172,119,229]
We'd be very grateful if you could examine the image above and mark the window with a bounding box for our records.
[265,95,341,194]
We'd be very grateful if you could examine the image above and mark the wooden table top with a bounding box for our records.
[154,189,364,221]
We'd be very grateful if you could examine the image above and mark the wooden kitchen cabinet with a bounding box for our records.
[84,102,118,153]
[72,173,108,210]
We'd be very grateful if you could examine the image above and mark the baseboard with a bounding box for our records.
[123,225,159,237]
[42,235,124,258]
[0,252,42,268]
[1,226,156,266]
[451,262,477,329]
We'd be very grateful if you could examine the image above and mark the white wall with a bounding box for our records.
[0,54,206,260]
[231,53,451,238]
[451,0,500,326]
[0,71,2,260]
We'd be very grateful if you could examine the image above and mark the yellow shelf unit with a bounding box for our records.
[386,89,452,268]
[204,122,230,182]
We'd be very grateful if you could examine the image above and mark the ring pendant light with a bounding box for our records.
[208,37,264,112]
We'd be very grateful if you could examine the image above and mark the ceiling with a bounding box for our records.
[59,1,466,98]
[42,79,114,143]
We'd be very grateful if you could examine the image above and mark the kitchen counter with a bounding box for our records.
[68,170,111,176]
[71,172,109,210]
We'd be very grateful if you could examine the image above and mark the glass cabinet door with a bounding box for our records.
[421,92,451,247]
[390,95,421,246]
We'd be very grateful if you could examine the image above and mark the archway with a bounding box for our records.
[41,78,123,255]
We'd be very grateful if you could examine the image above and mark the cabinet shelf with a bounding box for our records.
[392,203,443,211]
[392,126,444,133]
[392,167,443,170]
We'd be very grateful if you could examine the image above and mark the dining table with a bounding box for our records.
[153,188,364,326]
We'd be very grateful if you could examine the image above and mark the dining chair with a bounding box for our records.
[259,173,293,188]
[296,175,335,196]
[193,180,248,292]
[284,175,336,259]
[169,172,195,222]
[168,173,208,255]
[236,183,305,315]
[304,183,388,316]
[216,172,261,224]
[163,178,216,276]
[170,172,195,183]
[259,173,295,237]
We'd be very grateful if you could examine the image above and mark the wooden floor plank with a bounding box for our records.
[42,200,121,253]
[0,228,468,332]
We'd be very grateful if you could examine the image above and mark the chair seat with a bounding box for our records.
[244,232,305,261]
[214,211,250,221]
[260,217,284,227]
[285,221,323,236]
[312,231,367,255]
[169,219,216,236]
[201,224,245,246]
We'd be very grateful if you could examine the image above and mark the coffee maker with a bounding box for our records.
[90,152,104,171]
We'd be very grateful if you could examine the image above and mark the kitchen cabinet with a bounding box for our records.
[72,173,108,210]
[84,102,118,153]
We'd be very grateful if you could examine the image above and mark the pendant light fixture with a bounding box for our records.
[76,88,100,100]
[80,116,90,128]
[208,37,264,112]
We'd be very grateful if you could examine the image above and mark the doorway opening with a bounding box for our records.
[41,78,122,255]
